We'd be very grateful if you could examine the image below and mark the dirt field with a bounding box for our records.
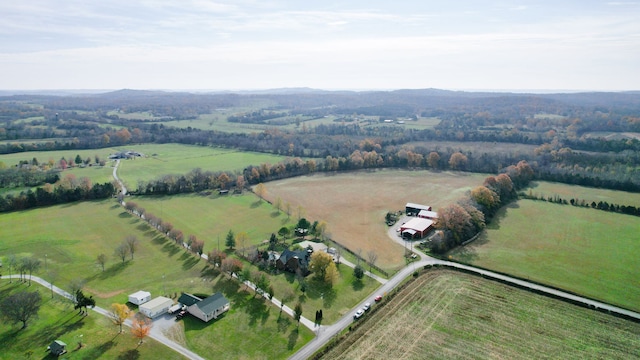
[320,270,640,360]
[262,169,487,270]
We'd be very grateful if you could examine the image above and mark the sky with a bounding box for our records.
[1,1,639,91]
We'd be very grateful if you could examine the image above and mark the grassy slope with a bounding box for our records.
[322,270,640,359]
[525,181,640,207]
[451,199,640,312]
[131,193,294,249]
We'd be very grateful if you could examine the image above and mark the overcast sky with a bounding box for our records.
[1,1,639,91]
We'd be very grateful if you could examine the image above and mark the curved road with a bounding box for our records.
[289,217,640,360]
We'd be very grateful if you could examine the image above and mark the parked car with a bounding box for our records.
[363,302,371,311]
[353,308,365,319]
[374,295,383,302]
[175,310,187,320]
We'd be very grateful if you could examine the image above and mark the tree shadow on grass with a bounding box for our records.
[250,201,262,208]
[118,211,132,219]
[95,261,132,280]
[277,315,292,333]
[352,279,364,291]
[136,223,150,232]
[161,242,180,257]
[182,256,200,271]
[306,278,337,308]
[117,349,140,360]
[151,234,167,246]
[287,328,299,350]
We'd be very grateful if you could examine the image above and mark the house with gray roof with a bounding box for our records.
[186,292,230,323]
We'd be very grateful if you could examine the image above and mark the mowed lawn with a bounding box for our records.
[0,282,183,360]
[263,169,488,270]
[450,199,640,312]
[321,270,640,359]
[114,144,289,189]
[131,193,295,250]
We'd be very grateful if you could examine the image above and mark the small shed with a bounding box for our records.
[128,291,151,305]
[139,296,173,318]
[48,340,67,356]
[406,203,432,216]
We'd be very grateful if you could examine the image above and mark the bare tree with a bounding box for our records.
[68,278,86,302]
[96,253,107,271]
[367,250,378,272]
[124,235,138,260]
[114,243,130,263]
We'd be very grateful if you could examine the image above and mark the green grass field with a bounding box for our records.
[450,199,640,312]
[131,193,295,249]
[321,269,640,359]
[0,282,183,360]
[525,181,640,207]
[0,198,314,358]
[115,144,288,188]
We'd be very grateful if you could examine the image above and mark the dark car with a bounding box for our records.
[175,310,187,320]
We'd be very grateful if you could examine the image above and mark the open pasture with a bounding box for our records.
[451,199,640,312]
[321,270,640,360]
[262,169,488,270]
[525,181,640,207]
[115,144,288,188]
[131,193,295,250]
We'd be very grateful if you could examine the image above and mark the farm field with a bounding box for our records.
[450,199,640,312]
[525,181,640,207]
[263,169,489,270]
[320,269,640,360]
[131,193,294,250]
[115,144,288,188]
[0,282,183,360]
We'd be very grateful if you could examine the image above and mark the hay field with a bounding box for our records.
[321,270,640,360]
[262,170,488,270]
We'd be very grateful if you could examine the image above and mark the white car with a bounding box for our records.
[353,308,365,319]
[363,302,371,311]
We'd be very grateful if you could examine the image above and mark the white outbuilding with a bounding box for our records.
[139,296,173,318]
[128,291,151,305]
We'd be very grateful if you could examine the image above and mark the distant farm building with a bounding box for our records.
[405,203,432,216]
[109,151,143,160]
[400,217,434,239]
[418,210,438,220]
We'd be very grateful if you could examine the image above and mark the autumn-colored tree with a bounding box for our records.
[254,183,266,201]
[274,197,282,212]
[236,175,245,193]
[131,314,152,345]
[448,152,468,170]
[436,203,473,244]
[218,173,230,190]
[309,251,338,286]
[191,238,204,256]
[427,151,440,169]
[168,229,184,245]
[207,249,226,266]
[221,257,243,277]
[236,232,249,256]
[96,253,107,271]
[109,303,131,333]
[470,186,500,210]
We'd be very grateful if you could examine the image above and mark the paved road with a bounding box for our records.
[0,275,203,360]
[288,217,640,360]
